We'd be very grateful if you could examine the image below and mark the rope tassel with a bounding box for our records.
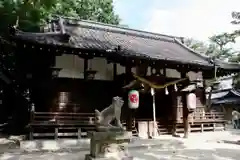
[174,84,178,91]
[165,87,169,95]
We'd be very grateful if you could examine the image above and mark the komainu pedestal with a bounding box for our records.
[85,131,133,160]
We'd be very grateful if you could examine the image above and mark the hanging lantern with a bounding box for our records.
[128,90,139,109]
[174,84,178,92]
[186,93,196,111]
[165,87,169,95]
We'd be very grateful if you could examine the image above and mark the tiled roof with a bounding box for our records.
[11,17,240,71]
[13,18,213,67]
[215,59,240,71]
[211,89,240,105]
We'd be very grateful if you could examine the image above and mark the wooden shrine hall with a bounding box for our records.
[1,17,240,139]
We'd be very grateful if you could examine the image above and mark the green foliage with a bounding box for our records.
[185,37,237,61]
[0,0,53,33]
[204,44,220,58]
[54,0,120,24]
[208,32,240,60]
[210,33,237,47]
[184,38,208,54]
[0,0,120,34]
[231,11,240,25]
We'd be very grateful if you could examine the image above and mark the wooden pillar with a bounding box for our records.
[163,68,166,76]
[171,90,178,136]
[84,58,88,80]
[181,72,190,138]
[182,92,190,138]
[151,88,157,137]
[125,65,132,132]
[113,63,117,80]
[202,80,207,105]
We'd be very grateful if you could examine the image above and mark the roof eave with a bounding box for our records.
[12,33,214,69]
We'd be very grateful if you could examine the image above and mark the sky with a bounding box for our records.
[113,0,240,50]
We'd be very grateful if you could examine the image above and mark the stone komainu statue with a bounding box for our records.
[95,96,124,131]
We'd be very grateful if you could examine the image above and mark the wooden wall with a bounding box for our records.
[39,78,115,113]
[45,76,181,122]
[32,73,207,124]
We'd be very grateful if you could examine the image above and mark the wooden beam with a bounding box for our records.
[125,65,133,132]
[171,91,179,137]
[151,88,157,137]
[202,80,207,105]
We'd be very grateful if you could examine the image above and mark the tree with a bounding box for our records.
[0,0,56,33]
[184,37,230,60]
[185,34,239,61]
[51,0,120,25]
[184,38,209,54]
[0,0,120,34]
[208,33,239,61]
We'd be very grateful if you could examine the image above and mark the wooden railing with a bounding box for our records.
[28,112,95,140]
[132,111,226,136]
[28,111,227,139]
[182,112,225,124]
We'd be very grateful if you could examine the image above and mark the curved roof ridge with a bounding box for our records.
[58,16,181,42]
[174,38,212,62]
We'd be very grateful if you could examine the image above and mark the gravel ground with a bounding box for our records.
[1,147,240,160]
[1,129,240,160]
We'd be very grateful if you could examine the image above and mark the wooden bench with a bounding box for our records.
[28,112,95,140]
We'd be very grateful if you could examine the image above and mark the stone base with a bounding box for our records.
[85,131,132,160]
[85,154,133,160]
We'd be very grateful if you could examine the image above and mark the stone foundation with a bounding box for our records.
[85,131,133,160]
